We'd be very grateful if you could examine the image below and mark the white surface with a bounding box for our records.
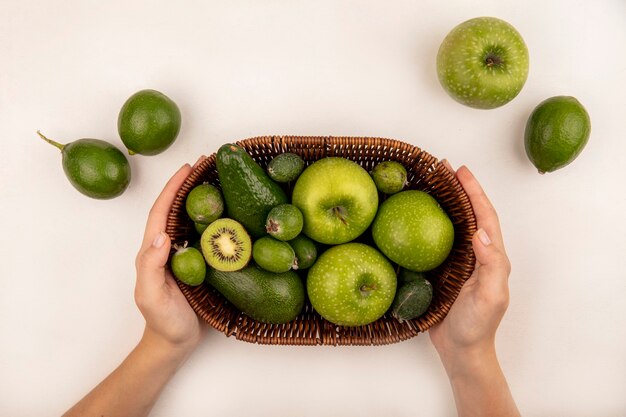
[1,1,625,416]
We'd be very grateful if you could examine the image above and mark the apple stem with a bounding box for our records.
[332,206,348,225]
[485,53,503,68]
[360,284,377,294]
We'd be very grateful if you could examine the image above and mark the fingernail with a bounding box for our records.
[152,231,167,248]
[477,228,491,246]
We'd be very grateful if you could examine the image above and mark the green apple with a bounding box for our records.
[292,157,378,245]
[436,17,529,109]
[372,190,454,272]
[307,243,397,326]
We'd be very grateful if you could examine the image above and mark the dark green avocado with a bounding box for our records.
[38,131,131,199]
[216,144,288,237]
[206,263,305,324]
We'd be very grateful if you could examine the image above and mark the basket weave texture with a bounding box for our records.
[166,136,476,346]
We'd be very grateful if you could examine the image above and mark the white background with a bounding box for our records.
[1,1,625,416]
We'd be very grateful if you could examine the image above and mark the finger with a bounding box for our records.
[440,159,455,173]
[136,231,172,290]
[192,155,207,169]
[455,165,504,248]
[472,228,511,284]
[141,164,192,250]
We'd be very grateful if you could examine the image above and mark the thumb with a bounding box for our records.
[472,228,511,279]
[135,231,172,282]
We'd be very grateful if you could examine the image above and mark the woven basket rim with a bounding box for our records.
[166,135,476,346]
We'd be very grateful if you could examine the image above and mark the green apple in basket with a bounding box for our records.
[291,157,378,245]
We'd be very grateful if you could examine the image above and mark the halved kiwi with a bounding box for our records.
[200,218,252,272]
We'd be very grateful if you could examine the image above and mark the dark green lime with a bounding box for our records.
[186,183,224,224]
[253,236,297,273]
[265,204,303,241]
[171,245,206,286]
[37,131,131,200]
[288,234,317,269]
[267,153,305,183]
[371,161,407,194]
[118,89,181,156]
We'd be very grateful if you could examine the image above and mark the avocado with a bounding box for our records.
[206,263,305,324]
[37,131,131,199]
[216,144,288,237]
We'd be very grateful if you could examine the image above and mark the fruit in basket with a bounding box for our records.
[171,243,206,286]
[118,89,181,155]
[292,157,378,245]
[206,264,305,324]
[186,183,224,224]
[200,218,252,272]
[307,243,396,326]
[372,190,454,271]
[253,236,298,273]
[371,161,407,194]
[390,276,433,322]
[524,96,591,173]
[37,131,131,199]
[436,17,529,109]
[216,144,288,237]
[267,152,305,183]
[288,234,317,270]
[266,204,304,241]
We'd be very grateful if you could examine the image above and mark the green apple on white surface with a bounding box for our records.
[291,157,378,245]
[307,243,397,326]
[436,16,529,109]
[372,190,454,272]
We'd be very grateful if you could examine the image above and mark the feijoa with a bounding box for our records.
[288,234,317,269]
[186,183,224,224]
[171,243,206,286]
[267,153,305,183]
[371,161,407,194]
[391,277,433,322]
[37,131,131,200]
[118,89,181,156]
[266,204,304,241]
[194,222,209,235]
[253,236,297,273]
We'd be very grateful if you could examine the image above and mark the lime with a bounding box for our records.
[524,96,591,173]
[118,89,181,156]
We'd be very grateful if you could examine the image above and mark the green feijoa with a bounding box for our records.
[397,268,427,285]
[267,153,305,183]
[265,204,304,241]
[370,161,407,194]
[253,236,297,273]
[37,131,131,200]
[186,183,224,224]
[171,244,206,286]
[390,277,433,322]
[194,222,209,235]
[288,234,317,269]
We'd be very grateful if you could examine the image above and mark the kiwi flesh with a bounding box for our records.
[201,218,252,272]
